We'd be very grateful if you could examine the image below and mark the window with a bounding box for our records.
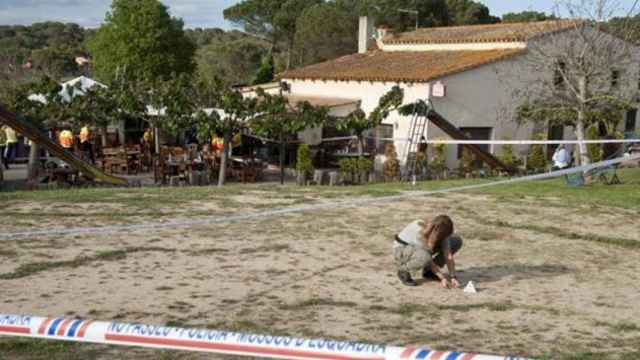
[554,61,566,89]
[374,124,393,155]
[457,127,492,163]
[611,70,620,89]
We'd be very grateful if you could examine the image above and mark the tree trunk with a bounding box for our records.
[279,130,285,185]
[101,126,108,148]
[154,126,160,154]
[576,76,591,166]
[27,143,40,180]
[218,131,231,187]
[357,135,364,157]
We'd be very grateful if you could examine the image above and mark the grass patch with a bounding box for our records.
[0,249,18,258]
[240,244,290,255]
[487,220,640,249]
[0,338,99,359]
[279,298,358,311]
[0,247,175,280]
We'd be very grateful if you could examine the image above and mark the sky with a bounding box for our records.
[0,0,635,29]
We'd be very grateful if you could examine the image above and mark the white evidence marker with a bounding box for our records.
[463,281,477,293]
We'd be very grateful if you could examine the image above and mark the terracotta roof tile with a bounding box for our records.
[384,20,579,44]
[282,49,525,83]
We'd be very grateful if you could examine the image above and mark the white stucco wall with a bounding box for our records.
[282,27,640,170]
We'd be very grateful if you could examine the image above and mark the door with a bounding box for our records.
[626,109,638,134]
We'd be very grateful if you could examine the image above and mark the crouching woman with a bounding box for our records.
[393,215,462,288]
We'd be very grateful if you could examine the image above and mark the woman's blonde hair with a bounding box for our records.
[422,215,454,251]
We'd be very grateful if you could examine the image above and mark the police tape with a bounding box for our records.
[362,136,639,145]
[0,314,529,360]
[1,154,639,241]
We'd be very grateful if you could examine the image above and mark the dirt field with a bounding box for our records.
[0,179,639,360]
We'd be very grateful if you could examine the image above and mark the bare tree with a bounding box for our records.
[513,0,640,165]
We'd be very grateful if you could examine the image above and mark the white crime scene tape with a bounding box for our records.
[1,154,637,242]
[360,136,640,145]
[0,314,530,360]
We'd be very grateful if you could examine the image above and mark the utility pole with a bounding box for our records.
[398,9,419,31]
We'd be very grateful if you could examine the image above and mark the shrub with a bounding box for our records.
[527,133,547,172]
[383,143,400,180]
[357,157,373,174]
[499,143,522,168]
[587,125,602,162]
[296,144,314,177]
[338,158,355,175]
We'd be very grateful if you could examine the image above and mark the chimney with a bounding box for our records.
[358,16,375,54]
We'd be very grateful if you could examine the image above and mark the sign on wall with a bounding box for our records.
[431,81,446,98]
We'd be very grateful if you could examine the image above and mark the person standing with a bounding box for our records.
[4,125,18,169]
[79,125,94,163]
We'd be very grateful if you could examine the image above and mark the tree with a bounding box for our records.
[197,37,269,86]
[337,86,404,156]
[224,0,322,69]
[513,1,640,166]
[361,0,450,31]
[1,76,67,179]
[144,74,197,145]
[253,50,275,85]
[88,0,196,83]
[193,83,257,187]
[251,86,328,184]
[446,0,500,25]
[502,11,556,23]
[293,1,359,66]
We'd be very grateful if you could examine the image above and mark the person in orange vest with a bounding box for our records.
[211,134,224,157]
[79,125,94,163]
[59,129,74,150]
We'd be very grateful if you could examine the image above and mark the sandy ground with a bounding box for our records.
[1,188,639,359]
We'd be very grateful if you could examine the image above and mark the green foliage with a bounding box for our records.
[197,37,270,86]
[430,140,447,172]
[586,125,602,162]
[296,144,314,176]
[498,143,522,168]
[362,0,450,31]
[527,133,548,172]
[459,146,474,173]
[251,87,328,141]
[339,158,356,175]
[502,11,555,23]
[446,0,500,25]
[1,76,68,130]
[293,1,358,66]
[357,157,374,173]
[224,0,321,50]
[338,86,403,155]
[253,50,275,85]
[339,157,372,184]
[88,0,196,83]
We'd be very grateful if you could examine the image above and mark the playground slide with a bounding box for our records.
[427,110,516,174]
[0,104,129,186]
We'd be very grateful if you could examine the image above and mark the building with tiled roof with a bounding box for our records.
[255,18,639,170]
